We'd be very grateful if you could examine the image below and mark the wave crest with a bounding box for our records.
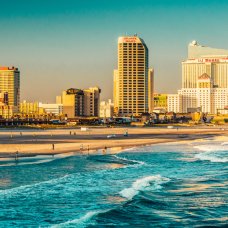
[195,152,228,163]
[194,144,228,152]
[112,155,145,167]
[119,175,170,200]
[51,210,104,228]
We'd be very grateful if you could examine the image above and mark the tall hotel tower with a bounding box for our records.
[167,41,228,114]
[113,35,154,117]
[0,66,20,113]
[182,41,228,89]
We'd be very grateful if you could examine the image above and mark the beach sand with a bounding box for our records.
[0,126,227,157]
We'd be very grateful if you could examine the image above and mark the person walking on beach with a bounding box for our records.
[52,144,55,150]
[103,146,107,154]
[80,144,83,153]
[15,151,19,161]
[87,145,90,155]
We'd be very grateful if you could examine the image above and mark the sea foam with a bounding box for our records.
[119,175,170,200]
[0,174,71,199]
[194,144,228,152]
[195,152,228,163]
[51,210,108,228]
[194,144,228,163]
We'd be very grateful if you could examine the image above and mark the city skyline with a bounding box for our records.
[1,0,228,102]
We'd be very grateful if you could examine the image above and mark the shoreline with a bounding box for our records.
[0,127,227,159]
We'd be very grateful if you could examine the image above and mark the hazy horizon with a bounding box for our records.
[1,0,228,103]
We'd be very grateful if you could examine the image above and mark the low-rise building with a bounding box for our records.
[0,92,14,118]
[39,103,63,116]
[20,100,63,117]
[153,93,167,110]
[167,94,182,113]
[100,99,114,118]
[20,100,40,116]
[0,104,13,118]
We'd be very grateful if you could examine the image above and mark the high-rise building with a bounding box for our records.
[113,69,119,114]
[148,68,154,113]
[188,40,228,59]
[62,88,85,118]
[61,87,101,118]
[182,41,228,88]
[169,41,228,114]
[0,66,20,113]
[83,87,101,117]
[113,35,154,117]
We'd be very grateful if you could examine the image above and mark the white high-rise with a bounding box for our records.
[182,41,228,89]
[168,41,228,114]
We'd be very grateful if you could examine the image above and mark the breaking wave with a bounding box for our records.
[119,175,170,200]
[51,210,106,228]
[194,144,228,163]
[112,155,145,167]
[195,152,228,163]
[87,154,145,169]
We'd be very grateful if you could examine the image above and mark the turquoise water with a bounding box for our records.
[0,138,227,227]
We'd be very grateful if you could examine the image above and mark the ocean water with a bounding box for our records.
[0,138,227,227]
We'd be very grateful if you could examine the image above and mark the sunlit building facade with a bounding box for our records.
[113,35,154,117]
[154,93,168,110]
[61,87,101,118]
[179,74,228,114]
[167,94,182,113]
[182,41,228,89]
[83,87,101,117]
[0,66,20,114]
[39,103,63,116]
[168,41,228,114]
[20,101,40,116]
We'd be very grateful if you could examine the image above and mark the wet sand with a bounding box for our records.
[0,127,227,158]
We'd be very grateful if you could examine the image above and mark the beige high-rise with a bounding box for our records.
[0,66,20,113]
[83,87,101,117]
[61,87,101,118]
[113,35,154,116]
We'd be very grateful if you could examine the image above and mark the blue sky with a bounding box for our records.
[1,0,228,102]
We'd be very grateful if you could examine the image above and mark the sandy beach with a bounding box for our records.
[0,126,227,158]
